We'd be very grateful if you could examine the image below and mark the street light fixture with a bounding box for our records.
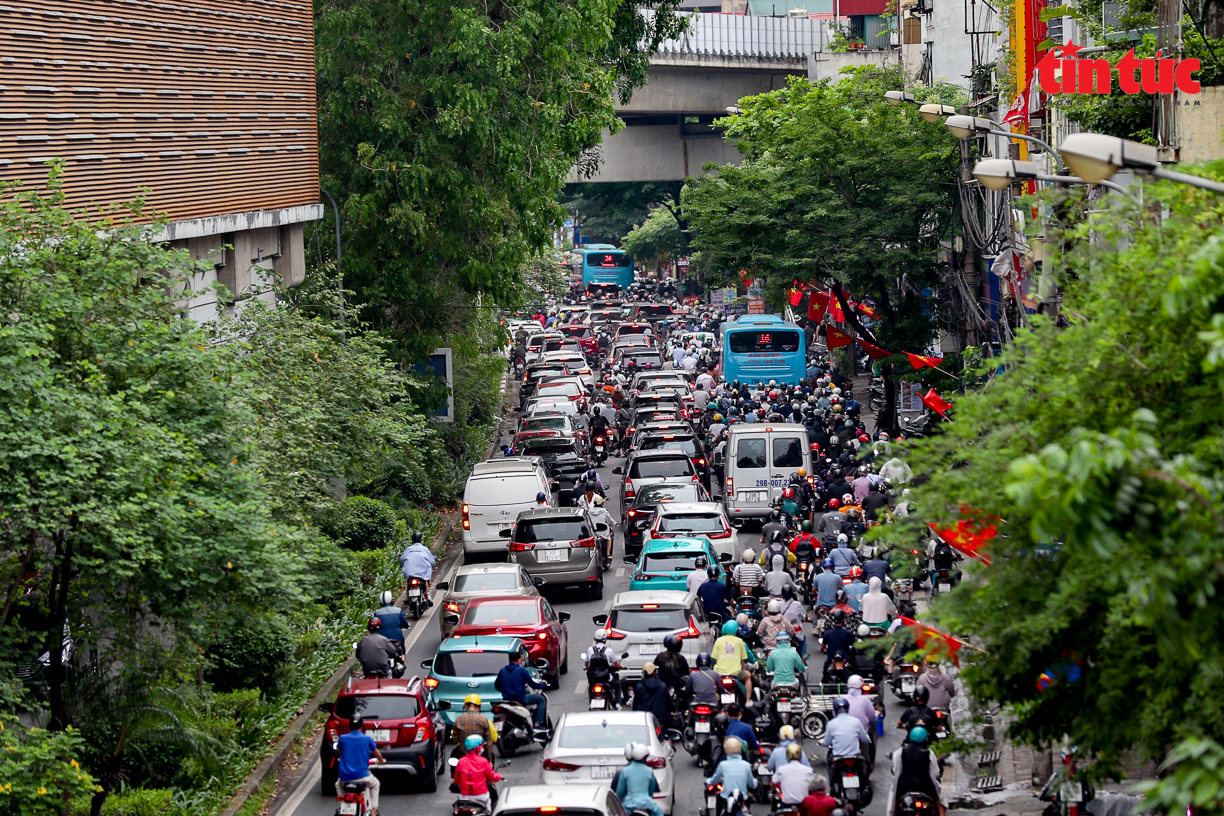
[1059,132,1224,193]
[884,90,916,106]
[972,158,1134,197]
[944,115,1067,172]
[918,103,957,123]
[725,105,742,116]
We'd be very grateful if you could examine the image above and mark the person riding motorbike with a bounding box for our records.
[897,684,936,734]
[821,608,856,664]
[844,567,869,612]
[686,555,710,594]
[633,662,676,729]
[791,521,821,561]
[759,529,797,569]
[684,652,723,705]
[335,715,385,815]
[356,617,399,678]
[774,743,816,807]
[918,655,957,710]
[765,630,807,692]
[585,629,626,708]
[586,493,616,568]
[822,651,854,687]
[494,652,549,733]
[757,598,798,651]
[713,619,757,700]
[829,534,861,578]
[617,742,665,816]
[655,634,691,699]
[455,735,503,812]
[820,698,870,765]
[371,590,412,655]
[399,531,436,605]
[590,404,611,440]
[731,549,765,598]
[813,559,842,611]
[760,509,790,546]
[764,554,797,599]
[887,728,945,816]
[706,736,757,816]
[778,586,807,655]
[698,565,733,621]
[766,724,811,771]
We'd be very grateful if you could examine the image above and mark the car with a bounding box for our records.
[538,352,597,388]
[521,362,570,407]
[525,331,565,365]
[630,303,676,323]
[629,422,694,448]
[435,563,540,636]
[634,431,709,486]
[626,537,730,592]
[720,423,814,516]
[422,635,548,726]
[626,408,687,440]
[515,435,591,500]
[514,413,579,444]
[614,450,700,529]
[585,307,623,328]
[621,348,664,371]
[591,591,713,683]
[627,390,686,412]
[540,712,679,813]
[525,396,579,417]
[507,506,609,599]
[536,380,585,405]
[641,502,740,562]
[493,784,630,816]
[463,459,556,556]
[445,596,570,689]
[631,372,691,392]
[558,323,598,355]
[319,676,448,794]
[614,322,654,343]
[623,481,712,557]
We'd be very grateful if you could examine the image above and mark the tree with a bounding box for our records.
[0,173,300,733]
[905,163,1224,814]
[622,205,687,269]
[314,0,684,357]
[561,181,684,244]
[682,68,964,423]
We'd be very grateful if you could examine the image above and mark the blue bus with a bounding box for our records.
[721,314,807,385]
[572,245,634,293]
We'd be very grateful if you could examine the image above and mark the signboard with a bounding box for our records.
[898,381,924,413]
[721,287,738,304]
[748,298,765,314]
[724,297,749,318]
[710,289,725,309]
[677,257,690,268]
[410,347,455,422]
[682,295,701,307]
[747,282,763,299]
[563,219,574,228]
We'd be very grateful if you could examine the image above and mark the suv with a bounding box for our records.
[623,480,712,557]
[626,537,730,592]
[643,501,739,562]
[506,506,610,600]
[320,676,448,793]
[515,435,591,501]
[421,635,547,727]
[520,362,569,408]
[614,450,698,530]
[591,590,712,682]
[494,785,631,816]
[463,459,555,556]
[635,431,709,487]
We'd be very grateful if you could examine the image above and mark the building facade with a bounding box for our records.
[0,0,322,321]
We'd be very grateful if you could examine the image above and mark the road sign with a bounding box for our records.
[563,219,574,228]
[710,289,725,308]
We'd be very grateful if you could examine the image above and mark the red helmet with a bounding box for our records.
[828,498,841,510]
[368,617,382,632]
[849,566,863,579]
[782,487,796,499]
[858,434,870,443]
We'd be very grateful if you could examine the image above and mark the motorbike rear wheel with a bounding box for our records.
[801,711,828,739]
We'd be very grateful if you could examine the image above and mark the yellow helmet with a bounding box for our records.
[463,694,482,707]
[796,467,807,477]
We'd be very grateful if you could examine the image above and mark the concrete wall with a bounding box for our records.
[809,48,900,83]
[1180,86,1224,163]
[622,67,802,114]
[574,126,744,183]
[923,0,997,88]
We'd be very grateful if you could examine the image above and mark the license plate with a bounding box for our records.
[843,775,860,788]
[776,700,792,713]
[900,677,916,691]
[497,522,513,531]
[543,549,565,562]
[370,729,391,743]
[596,445,604,452]
[695,720,711,733]
[493,720,504,732]
[937,731,948,739]
[408,588,421,597]
[639,643,663,655]
[720,692,735,703]
[340,804,358,816]
[590,698,606,709]
[707,796,718,809]
[742,492,761,502]
[591,765,617,780]
[940,581,953,590]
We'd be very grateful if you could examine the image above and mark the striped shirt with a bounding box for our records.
[733,563,765,588]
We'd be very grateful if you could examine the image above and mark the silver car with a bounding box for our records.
[435,564,540,636]
[642,501,741,563]
[591,590,713,682]
[505,507,609,600]
[494,784,627,816]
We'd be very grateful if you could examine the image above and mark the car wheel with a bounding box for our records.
[589,581,604,601]
[420,745,439,792]
[548,670,560,690]
[561,649,569,676]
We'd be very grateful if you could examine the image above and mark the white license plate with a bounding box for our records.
[707,796,718,809]
[370,728,391,743]
[939,581,953,591]
[843,775,860,789]
[900,677,916,691]
[639,643,663,655]
[720,692,735,703]
[937,731,948,739]
[408,588,421,597]
[590,765,617,780]
[340,804,358,815]
[695,720,711,733]
[590,698,607,709]
[776,700,792,713]
[742,492,761,502]
[596,445,605,452]
[543,549,565,562]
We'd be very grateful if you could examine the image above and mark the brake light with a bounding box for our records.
[678,615,701,640]
[528,346,540,351]
[413,722,430,742]
[726,477,733,491]
[911,664,921,673]
[510,540,535,552]
[645,756,667,768]
[462,504,470,530]
[696,458,706,466]
[592,684,604,694]
[604,620,626,640]
[542,758,581,772]
[707,525,731,539]
[410,577,422,587]
[445,601,461,613]
[628,509,637,518]
[695,705,712,716]
[424,677,439,689]
[628,427,636,434]
[721,677,735,687]
[625,477,634,500]
[574,537,596,548]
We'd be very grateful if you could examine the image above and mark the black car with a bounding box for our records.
[635,431,710,489]
[517,435,592,506]
[622,480,712,557]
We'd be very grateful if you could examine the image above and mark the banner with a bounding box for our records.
[898,381,925,413]
[748,298,765,314]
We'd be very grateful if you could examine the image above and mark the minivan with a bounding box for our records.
[463,459,556,557]
[719,423,813,519]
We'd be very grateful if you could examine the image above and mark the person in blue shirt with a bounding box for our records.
[813,559,843,609]
[399,531,437,606]
[766,724,812,771]
[724,702,759,755]
[821,610,857,670]
[820,699,869,763]
[843,569,869,613]
[371,590,412,653]
[616,742,664,816]
[494,652,549,731]
[335,716,384,814]
[697,567,731,621]
[706,736,756,815]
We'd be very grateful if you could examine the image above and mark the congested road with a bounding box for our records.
[282,397,915,816]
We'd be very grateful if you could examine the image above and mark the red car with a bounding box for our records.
[448,596,570,689]
[558,323,598,355]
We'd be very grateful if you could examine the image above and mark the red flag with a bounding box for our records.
[853,300,879,319]
[920,388,952,417]
[828,294,845,323]
[788,286,805,307]
[927,517,996,566]
[739,269,753,287]
[898,616,966,666]
[807,291,830,322]
[905,352,942,370]
[857,337,891,360]
[825,326,852,349]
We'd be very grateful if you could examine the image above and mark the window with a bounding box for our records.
[463,602,541,625]
[452,571,521,592]
[515,519,591,542]
[630,458,694,479]
[624,352,663,368]
[334,694,421,721]
[772,437,804,468]
[635,484,702,504]
[610,608,689,632]
[727,330,801,354]
[466,475,542,505]
[640,437,698,457]
[903,16,921,44]
[592,251,630,269]
[542,600,557,621]
[521,441,578,458]
[557,722,651,749]
[637,305,673,318]
[736,438,767,469]
[658,514,724,533]
[643,551,701,572]
[433,651,513,677]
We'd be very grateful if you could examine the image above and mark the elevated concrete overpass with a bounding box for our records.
[571,12,826,183]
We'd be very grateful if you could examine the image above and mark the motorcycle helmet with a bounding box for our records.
[707,566,720,579]
[847,675,863,689]
[464,694,483,706]
[736,613,750,628]
[367,617,382,632]
[828,498,841,510]
[721,620,739,637]
[624,742,651,762]
[831,609,846,624]
[833,698,850,715]
[801,520,814,533]
[642,662,657,677]
[723,736,742,756]
[782,487,795,500]
[786,743,803,761]
[909,726,930,745]
[696,652,713,669]
[775,630,791,644]
[821,558,835,569]
[593,405,601,415]
[664,634,682,653]
[857,623,870,637]
[379,590,395,605]
[713,413,724,422]
[593,629,608,643]
[913,685,930,704]
[742,548,756,563]
[778,725,796,741]
[836,534,848,545]
[781,585,795,601]
[350,715,365,731]
[536,491,547,503]
[849,566,863,579]
[797,467,807,478]
[845,507,861,520]
[769,509,781,522]
[841,493,855,505]
[767,599,782,614]
[584,480,599,493]
[465,734,485,751]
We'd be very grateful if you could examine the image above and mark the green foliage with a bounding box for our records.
[905,161,1224,811]
[318,497,400,552]
[98,788,174,816]
[562,182,684,244]
[0,715,96,815]
[204,619,294,693]
[622,206,687,266]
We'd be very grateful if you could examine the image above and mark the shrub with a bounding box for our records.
[100,788,175,816]
[297,531,359,606]
[204,619,293,693]
[318,496,399,551]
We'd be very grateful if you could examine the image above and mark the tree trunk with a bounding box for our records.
[0,529,40,628]
[881,360,897,436]
[47,531,72,732]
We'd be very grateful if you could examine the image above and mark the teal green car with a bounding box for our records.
[627,537,729,592]
[421,635,546,725]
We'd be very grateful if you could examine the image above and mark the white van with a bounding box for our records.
[719,423,813,520]
[463,459,556,556]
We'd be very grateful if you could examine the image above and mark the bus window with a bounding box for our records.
[728,330,802,354]
[772,437,804,468]
[736,438,766,469]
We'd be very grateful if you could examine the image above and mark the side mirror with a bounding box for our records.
[436,581,450,591]
[595,522,611,533]
[319,701,335,714]
[720,553,733,563]
[535,577,547,587]
[666,728,683,743]
[499,528,513,538]
[436,700,452,710]
[636,519,651,531]
[621,652,630,660]
[623,556,637,565]
[558,612,571,622]
[535,658,551,671]
[612,466,624,475]
[420,659,434,670]
[593,614,609,626]
[449,757,460,768]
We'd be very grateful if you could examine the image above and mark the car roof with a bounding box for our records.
[654,502,724,514]
[560,710,656,728]
[471,458,543,475]
[611,589,693,607]
[496,784,609,812]
[629,449,693,460]
[516,506,585,519]
[464,596,541,608]
[727,422,807,433]
[643,537,710,551]
[456,563,522,576]
[340,677,425,697]
[438,635,524,652]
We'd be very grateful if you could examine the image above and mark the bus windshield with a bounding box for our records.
[728,330,801,353]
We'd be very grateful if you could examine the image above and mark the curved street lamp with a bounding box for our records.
[944,115,1067,172]
[884,90,916,106]
[918,103,957,123]
[972,158,1135,197]
[1059,132,1224,193]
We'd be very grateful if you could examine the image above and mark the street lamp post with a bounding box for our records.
[1059,133,1224,194]
[972,159,1135,197]
[943,115,1067,172]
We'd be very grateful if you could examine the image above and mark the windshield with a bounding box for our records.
[516,519,590,542]
[635,485,702,504]
[618,325,650,337]
[643,551,701,572]
[453,572,521,592]
[527,367,567,383]
[463,603,541,626]
[641,437,697,457]
[466,475,541,505]
[537,383,579,396]
[521,442,577,457]
[611,608,688,632]
[636,305,674,318]
[334,694,421,721]
[658,514,723,533]
[433,651,517,677]
[625,353,663,368]
[560,326,592,338]
[557,723,651,749]
[728,330,801,354]
[773,436,804,468]
[520,417,569,432]
[630,458,694,479]
[735,438,767,469]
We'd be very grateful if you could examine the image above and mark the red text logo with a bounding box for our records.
[1036,41,1201,95]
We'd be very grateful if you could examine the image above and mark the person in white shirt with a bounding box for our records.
[680,354,698,373]
[696,371,716,392]
[686,555,710,594]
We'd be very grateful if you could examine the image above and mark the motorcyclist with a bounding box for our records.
[399,531,436,605]
[494,652,549,734]
[821,609,856,665]
[356,617,398,678]
[765,630,807,692]
[778,586,807,655]
[821,651,854,687]
[586,494,616,568]
[773,743,816,807]
[334,715,385,814]
[817,501,847,544]
[590,405,612,439]
[829,535,861,578]
[766,724,811,771]
[930,537,961,588]
[819,698,869,765]
[790,521,821,562]
[757,598,798,650]
[897,685,936,734]
[731,549,765,598]
[764,554,797,599]
[706,736,756,815]
[686,555,710,594]
[760,510,790,547]
[801,775,840,816]
[633,663,675,729]
[845,675,877,760]
[655,634,691,698]
[584,630,626,708]
[684,652,722,705]
[451,694,497,758]
[918,655,957,710]
[843,567,869,612]
[698,566,733,621]
[759,529,797,568]
[371,590,412,654]
[455,735,503,812]
[725,702,760,754]
[887,727,945,816]
[861,576,897,627]
[813,559,842,611]
[616,742,665,816]
[713,619,757,700]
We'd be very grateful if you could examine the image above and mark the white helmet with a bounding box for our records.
[742,548,756,563]
[778,724,796,741]
[857,624,870,637]
[767,599,782,614]
[848,674,863,689]
[624,742,650,762]
[593,630,608,643]
[379,590,395,605]
[736,613,750,627]
[837,533,849,544]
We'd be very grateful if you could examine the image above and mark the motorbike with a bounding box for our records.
[795,560,815,606]
[407,576,428,620]
[733,594,762,626]
[897,792,938,815]
[448,757,501,814]
[702,783,749,816]
[765,682,805,739]
[930,568,956,597]
[683,701,721,755]
[828,754,874,809]
[333,757,379,815]
[715,674,745,708]
[931,708,952,741]
[752,743,775,804]
[492,700,552,758]
[891,661,922,705]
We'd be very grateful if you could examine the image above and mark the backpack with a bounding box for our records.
[933,541,955,569]
[588,647,612,681]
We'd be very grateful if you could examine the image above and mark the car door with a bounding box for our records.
[731,433,770,508]
[770,432,806,502]
[542,598,567,659]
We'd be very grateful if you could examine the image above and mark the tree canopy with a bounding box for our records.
[622,205,687,267]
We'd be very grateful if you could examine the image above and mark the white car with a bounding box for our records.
[591,591,713,682]
[540,711,679,814]
[642,501,740,562]
[494,784,629,816]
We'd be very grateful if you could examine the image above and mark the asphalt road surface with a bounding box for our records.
[281,425,910,816]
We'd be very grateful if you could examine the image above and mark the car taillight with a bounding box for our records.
[645,756,667,768]
[510,541,535,552]
[413,722,430,742]
[628,509,637,518]
[679,616,701,640]
[628,427,636,434]
[328,724,339,741]
[726,477,733,491]
[462,504,470,530]
[694,705,712,716]
[542,758,581,771]
[424,677,439,689]
[707,526,731,539]
[536,632,549,640]
[605,622,626,640]
[574,537,596,548]
[696,458,706,466]
[624,478,634,499]
[445,601,460,613]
